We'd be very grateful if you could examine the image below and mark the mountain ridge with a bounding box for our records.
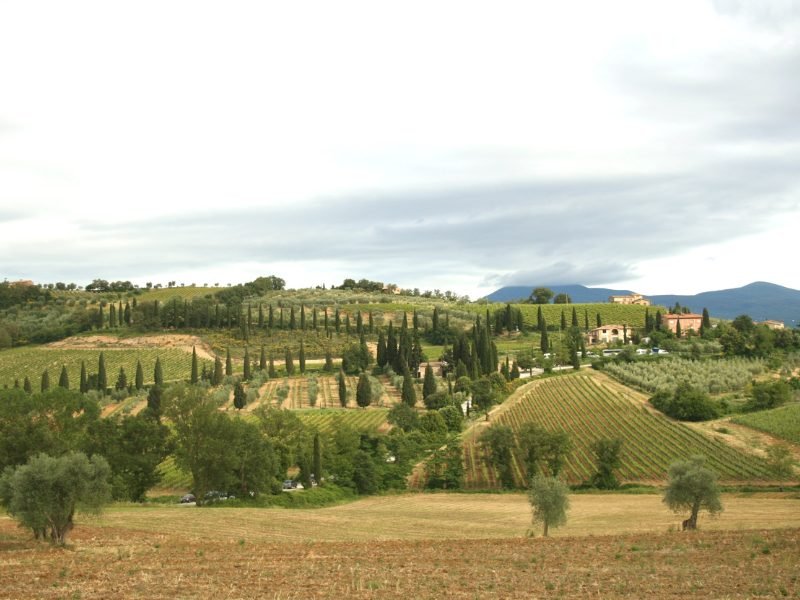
[484,281,799,325]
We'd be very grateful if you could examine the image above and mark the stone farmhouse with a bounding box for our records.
[608,293,650,306]
[662,313,703,336]
[587,324,631,345]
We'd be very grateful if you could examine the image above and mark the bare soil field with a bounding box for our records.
[47,334,217,361]
[1,493,799,598]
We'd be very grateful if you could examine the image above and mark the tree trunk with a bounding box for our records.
[543,521,549,537]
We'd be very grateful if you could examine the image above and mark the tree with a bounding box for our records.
[285,348,295,375]
[98,352,107,392]
[135,360,144,390]
[313,433,322,485]
[213,356,223,386]
[529,287,554,304]
[299,341,306,374]
[590,438,623,489]
[225,349,232,376]
[80,361,88,393]
[401,372,417,407]
[259,346,267,371]
[190,347,199,384]
[480,425,516,488]
[146,386,162,419]
[356,373,371,408]
[243,347,251,380]
[40,369,50,393]
[422,363,437,399]
[58,366,69,390]
[663,455,722,530]
[765,444,795,482]
[153,357,164,387]
[233,382,247,410]
[0,452,111,544]
[337,370,347,407]
[553,293,572,304]
[528,474,569,537]
[115,367,127,391]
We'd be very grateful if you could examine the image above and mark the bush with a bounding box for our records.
[650,383,719,421]
[744,381,791,412]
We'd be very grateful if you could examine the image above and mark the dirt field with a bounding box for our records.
[1,493,799,598]
[47,334,217,361]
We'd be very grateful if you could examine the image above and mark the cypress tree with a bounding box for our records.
[23,376,32,393]
[537,306,544,332]
[58,365,69,389]
[225,348,232,376]
[135,360,144,390]
[269,356,277,378]
[676,319,682,338]
[13,379,19,388]
[500,360,510,380]
[191,346,198,384]
[258,304,264,328]
[147,385,162,419]
[233,382,246,410]
[338,370,347,407]
[98,304,104,329]
[115,367,127,390]
[243,347,251,380]
[376,330,387,367]
[259,346,267,371]
[279,307,284,329]
[247,304,253,333]
[655,310,662,331]
[356,311,363,334]
[312,307,318,331]
[268,304,274,329]
[644,309,652,333]
[402,372,417,407]
[560,310,567,330]
[702,307,711,332]
[80,361,88,393]
[324,348,333,372]
[511,361,520,379]
[345,314,351,335]
[368,311,374,333]
[285,348,294,375]
[124,302,131,325]
[213,356,223,385]
[596,313,602,328]
[422,363,436,399]
[432,307,439,333]
[98,352,107,392]
[571,307,578,327]
[299,341,306,374]
[356,373,371,408]
[584,309,589,331]
[154,357,163,386]
[41,369,50,392]
[313,433,322,485]
[335,308,340,332]
[324,309,329,332]
[109,303,116,328]
[300,305,306,330]
[289,306,296,330]
[540,323,550,354]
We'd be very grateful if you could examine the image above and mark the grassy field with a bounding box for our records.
[462,371,772,488]
[135,285,218,302]
[732,403,800,445]
[464,302,658,329]
[0,345,211,389]
[1,493,798,598]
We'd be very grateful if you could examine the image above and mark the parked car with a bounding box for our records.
[179,493,196,504]
[204,490,229,502]
[282,480,296,490]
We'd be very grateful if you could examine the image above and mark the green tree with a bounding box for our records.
[554,293,571,304]
[313,433,322,484]
[285,348,295,375]
[233,382,246,410]
[540,326,550,354]
[80,361,88,393]
[401,372,417,407]
[23,377,32,394]
[0,451,111,544]
[422,363,437,399]
[590,438,623,489]
[191,347,199,384]
[153,357,163,387]
[299,341,306,374]
[663,455,722,530]
[40,369,50,393]
[481,425,516,488]
[243,347,251,380]
[528,474,569,537]
[98,352,107,392]
[213,356,223,386]
[135,360,144,390]
[338,370,347,407]
[765,445,795,481]
[146,386,162,420]
[529,287,554,304]
[324,348,333,372]
[58,366,69,390]
[259,346,267,371]
[356,373,371,408]
[425,444,464,490]
[115,367,127,391]
[225,348,232,376]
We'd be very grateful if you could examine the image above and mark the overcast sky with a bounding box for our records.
[1,0,799,299]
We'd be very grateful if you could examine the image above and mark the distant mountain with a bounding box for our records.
[485,282,799,326]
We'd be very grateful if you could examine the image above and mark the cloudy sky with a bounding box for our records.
[1,0,799,299]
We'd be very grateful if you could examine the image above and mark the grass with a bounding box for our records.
[732,403,800,444]
[463,371,771,487]
[1,494,799,598]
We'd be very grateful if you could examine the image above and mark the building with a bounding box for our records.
[759,320,785,330]
[662,313,703,336]
[608,293,650,306]
[587,324,632,345]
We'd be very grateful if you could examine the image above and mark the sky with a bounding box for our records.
[1,0,799,299]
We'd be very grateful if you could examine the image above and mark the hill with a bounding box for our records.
[486,281,800,325]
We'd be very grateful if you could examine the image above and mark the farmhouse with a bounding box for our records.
[759,320,785,330]
[587,324,631,345]
[662,313,703,336]
[608,293,650,306]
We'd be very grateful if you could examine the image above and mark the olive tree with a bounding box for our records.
[0,452,111,544]
[663,455,722,530]
[528,474,569,537]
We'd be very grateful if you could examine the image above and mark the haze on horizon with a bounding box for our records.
[1,1,799,300]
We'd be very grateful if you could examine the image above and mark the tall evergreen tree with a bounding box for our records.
[23,376,32,393]
[98,304,104,329]
[80,361,88,393]
[655,310,663,331]
[98,352,107,392]
[356,373,371,408]
[109,303,116,328]
[213,356,223,385]
[676,319,682,338]
[368,310,374,333]
[537,306,544,332]
[571,307,578,327]
[268,304,274,329]
[153,357,163,387]
[258,304,264,329]
[560,310,567,330]
[233,382,246,410]
[300,305,306,330]
[334,308,341,333]
[324,348,333,372]
[584,309,589,331]
[701,307,711,334]
[269,356,277,378]
[285,348,294,375]
[190,346,199,384]
[135,360,144,390]
[299,341,306,374]
[596,313,602,328]
[540,324,550,354]
[115,367,127,390]
[345,314,351,335]
[376,330,387,367]
[289,306,296,330]
[58,365,69,389]
[259,346,267,371]
[225,348,232,376]
[338,370,347,407]
[313,433,322,484]
[147,385,162,419]
[41,369,50,392]
[422,363,437,399]
[243,347,251,380]
[402,370,417,407]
